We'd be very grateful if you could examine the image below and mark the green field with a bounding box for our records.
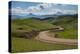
[50,15,78,39]
[11,14,78,53]
[12,18,56,32]
[11,18,56,38]
[12,37,77,53]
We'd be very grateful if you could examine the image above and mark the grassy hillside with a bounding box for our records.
[11,18,56,38]
[12,18,56,32]
[12,37,77,53]
[11,14,78,53]
[50,14,78,39]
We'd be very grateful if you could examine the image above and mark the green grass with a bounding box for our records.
[11,18,56,38]
[12,18,56,32]
[51,16,78,39]
[11,15,78,53]
[56,20,78,39]
[57,27,78,39]
[12,37,77,53]
[57,30,77,39]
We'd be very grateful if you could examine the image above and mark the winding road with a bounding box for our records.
[35,31,78,45]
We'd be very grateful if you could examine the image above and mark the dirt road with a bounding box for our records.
[35,31,78,45]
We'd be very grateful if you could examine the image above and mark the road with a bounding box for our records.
[35,31,78,45]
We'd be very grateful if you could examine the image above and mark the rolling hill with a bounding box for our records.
[49,14,78,39]
[11,14,78,53]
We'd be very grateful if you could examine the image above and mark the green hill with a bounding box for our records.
[11,14,78,53]
[50,14,78,39]
[11,18,56,38]
[12,18,56,31]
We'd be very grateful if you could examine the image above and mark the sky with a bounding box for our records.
[10,1,78,16]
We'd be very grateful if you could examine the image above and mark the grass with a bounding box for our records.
[56,20,78,39]
[11,18,56,38]
[12,18,56,32]
[57,28,78,39]
[51,16,78,39]
[11,15,78,53]
[12,37,77,53]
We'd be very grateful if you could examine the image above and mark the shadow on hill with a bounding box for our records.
[12,30,39,39]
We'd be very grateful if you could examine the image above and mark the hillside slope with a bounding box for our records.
[49,14,78,39]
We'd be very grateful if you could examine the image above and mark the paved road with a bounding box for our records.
[35,31,78,45]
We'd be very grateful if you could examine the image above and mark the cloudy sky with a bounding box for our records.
[10,1,78,16]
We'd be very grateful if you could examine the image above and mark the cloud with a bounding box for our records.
[62,9,78,14]
[11,3,77,16]
[11,3,53,15]
[11,7,27,15]
[26,3,53,13]
[38,3,52,9]
[26,6,41,13]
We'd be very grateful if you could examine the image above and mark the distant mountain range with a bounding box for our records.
[10,14,58,19]
[9,12,77,19]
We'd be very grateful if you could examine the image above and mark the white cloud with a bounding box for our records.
[11,3,53,15]
[62,9,78,14]
[26,3,53,13]
[38,3,52,9]
[26,6,41,13]
[11,7,27,15]
[11,3,77,16]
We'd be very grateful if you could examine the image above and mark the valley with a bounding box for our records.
[11,14,78,53]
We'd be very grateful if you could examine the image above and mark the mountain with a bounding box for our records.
[10,11,77,20]
[52,14,78,26]
[56,12,63,15]
[10,14,59,19]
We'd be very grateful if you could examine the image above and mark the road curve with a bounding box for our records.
[35,31,78,45]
